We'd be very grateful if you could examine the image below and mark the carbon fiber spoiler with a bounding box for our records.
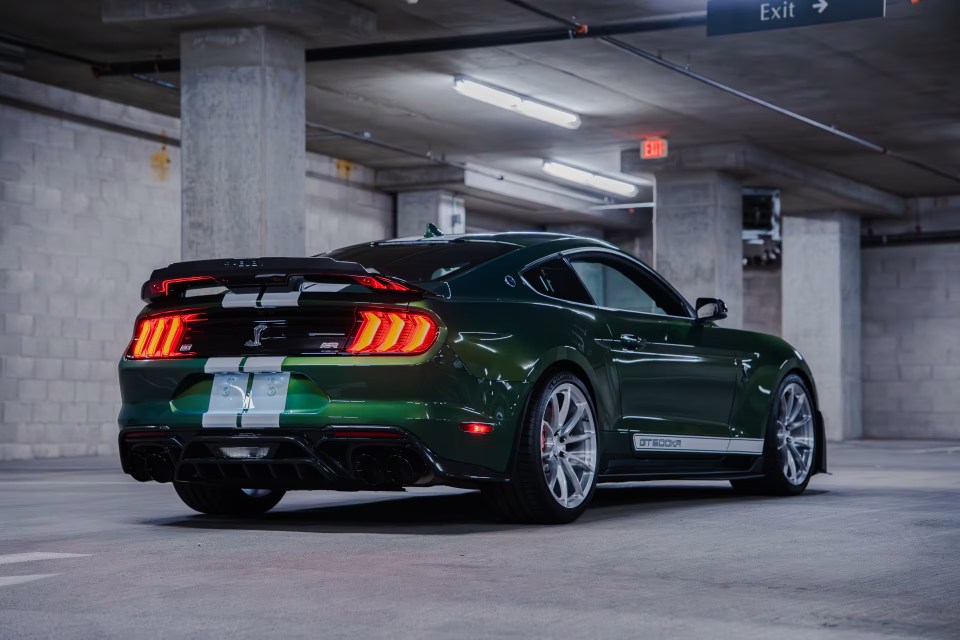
[141,257,418,302]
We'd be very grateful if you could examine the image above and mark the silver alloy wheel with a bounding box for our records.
[540,382,597,509]
[241,488,272,497]
[776,382,815,486]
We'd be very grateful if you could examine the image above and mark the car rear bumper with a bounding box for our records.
[118,355,532,474]
[119,426,511,490]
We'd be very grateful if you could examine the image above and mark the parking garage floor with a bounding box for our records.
[1,441,958,640]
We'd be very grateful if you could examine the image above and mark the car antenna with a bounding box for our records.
[424,223,444,238]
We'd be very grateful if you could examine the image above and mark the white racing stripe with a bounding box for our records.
[204,357,244,373]
[203,372,250,428]
[632,433,764,454]
[242,356,286,373]
[727,438,765,454]
[201,360,290,428]
[0,552,91,566]
[301,282,348,293]
[241,372,290,428]
[260,290,300,307]
[222,292,260,308]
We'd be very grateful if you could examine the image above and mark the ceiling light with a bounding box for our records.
[541,161,641,198]
[453,76,581,129]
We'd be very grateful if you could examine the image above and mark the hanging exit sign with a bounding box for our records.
[707,0,886,36]
[641,138,669,160]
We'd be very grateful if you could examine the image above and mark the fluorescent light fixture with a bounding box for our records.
[542,161,641,198]
[453,76,581,129]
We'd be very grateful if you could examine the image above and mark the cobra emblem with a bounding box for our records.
[244,323,268,348]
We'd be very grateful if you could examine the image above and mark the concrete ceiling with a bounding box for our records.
[3,0,960,203]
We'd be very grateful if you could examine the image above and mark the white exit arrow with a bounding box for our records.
[813,0,829,13]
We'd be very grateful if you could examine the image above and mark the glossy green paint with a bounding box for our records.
[118,233,819,477]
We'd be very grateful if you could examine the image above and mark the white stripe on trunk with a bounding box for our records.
[204,357,244,373]
[222,292,260,307]
[242,356,285,373]
[260,290,300,307]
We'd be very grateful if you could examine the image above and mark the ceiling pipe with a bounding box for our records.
[90,12,707,77]
[502,0,960,186]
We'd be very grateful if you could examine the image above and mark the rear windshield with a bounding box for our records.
[325,241,517,283]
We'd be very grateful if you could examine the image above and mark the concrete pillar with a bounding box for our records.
[782,211,862,441]
[180,26,305,259]
[396,190,465,238]
[654,171,743,327]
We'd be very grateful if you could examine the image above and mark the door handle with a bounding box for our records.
[620,334,648,349]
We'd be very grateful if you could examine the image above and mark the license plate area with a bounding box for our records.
[202,372,291,428]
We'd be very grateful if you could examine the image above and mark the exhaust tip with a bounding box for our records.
[353,453,385,485]
[145,453,174,483]
[128,453,151,482]
[385,454,417,485]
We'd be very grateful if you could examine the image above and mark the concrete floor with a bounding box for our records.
[1,442,958,639]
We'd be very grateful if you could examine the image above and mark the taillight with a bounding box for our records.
[127,314,198,359]
[345,309,439,355]
[149,276,218,297]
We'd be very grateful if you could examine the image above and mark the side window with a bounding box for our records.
[569,256,688,317]
[522,258,593,305]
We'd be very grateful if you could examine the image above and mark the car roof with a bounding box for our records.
[373,231,618,250]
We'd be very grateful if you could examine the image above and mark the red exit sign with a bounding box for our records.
[641,138,669,160]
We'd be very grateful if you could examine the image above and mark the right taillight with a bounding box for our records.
[127,314,198,359]
[346,309,439,355]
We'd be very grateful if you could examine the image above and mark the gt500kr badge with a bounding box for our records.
[634,436,682,449]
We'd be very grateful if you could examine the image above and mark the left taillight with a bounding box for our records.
[345,309,439,355]
[127,314,198,359]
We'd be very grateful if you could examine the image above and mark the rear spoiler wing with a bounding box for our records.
[141,257,418,302]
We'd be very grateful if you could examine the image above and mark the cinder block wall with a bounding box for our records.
[305,156,393,254]
[0,77,182,460]
[862,243,960,439]
[0,74,393,460]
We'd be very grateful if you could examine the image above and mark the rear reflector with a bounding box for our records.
[346,309,438,355]
[461,423,495,435]
[127,314,198,359]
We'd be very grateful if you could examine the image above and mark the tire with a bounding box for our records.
[174,482,285,516]
[731,373,817,496]
[484,371,599,524]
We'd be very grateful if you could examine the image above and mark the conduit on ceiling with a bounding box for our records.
[501,0,959,186]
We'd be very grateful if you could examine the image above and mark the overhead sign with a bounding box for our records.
[641,138,669,160]
[707,0,886,36]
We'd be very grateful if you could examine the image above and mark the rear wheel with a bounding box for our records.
[174,482,285,515]
[731,373,817,496]
[484,371,598,524]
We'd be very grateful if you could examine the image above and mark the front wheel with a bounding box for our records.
[484,371,599,524]
[731,373,817,496]
[174,483,285,515]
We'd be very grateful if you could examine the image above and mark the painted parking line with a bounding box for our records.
[0,553,90,589]
[903,446,960,454]
[0,574,60,587]
[0,552,91,566]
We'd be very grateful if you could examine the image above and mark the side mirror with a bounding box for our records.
[695,298,728,324]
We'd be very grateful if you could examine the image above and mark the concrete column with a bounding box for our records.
[396,190,465,237]
[782,212,862,441]
[654,171,743,328]
[180,26,305,259]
